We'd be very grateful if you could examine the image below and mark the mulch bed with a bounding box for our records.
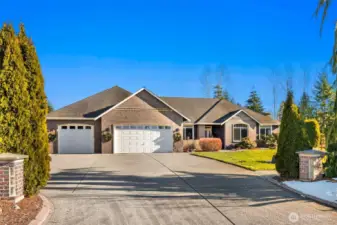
[0,195,42,225]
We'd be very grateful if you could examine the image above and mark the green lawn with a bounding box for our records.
[192,149,276,171]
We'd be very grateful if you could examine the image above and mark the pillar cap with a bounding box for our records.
[0,153,28,161]
[296,149,327,157]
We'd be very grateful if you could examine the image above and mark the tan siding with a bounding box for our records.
[224,112,258,147]
[47,120,100,154]
[101,90,184,153]
[272,125,280,134]
[197,125,205,138]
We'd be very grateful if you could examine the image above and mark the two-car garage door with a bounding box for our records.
[114,125,173,153]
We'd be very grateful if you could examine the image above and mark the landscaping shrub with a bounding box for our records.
[324,143,337,178]
[236,137,256,149]
[183,142,195,152]
[256,135,277,149]
[304,119,321,148]
[173,132,182,142]
[199,138,222,151]
[276,91,310,179]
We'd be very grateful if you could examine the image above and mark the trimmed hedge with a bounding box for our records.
[325,143,337,178]
[199,138,222,151]
[304,119,321,148]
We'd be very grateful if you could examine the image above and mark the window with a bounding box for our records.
[77,126,84,129]
[233,124,248,142]
[130,125,137,129]
[122,125,129,129]
[61,126,67,129]
[183,126,194,140]
[116,126,122,129]
[260,126,272,138]
[144,126,151,130]
[70,126,76,129]
[165,126,171,130]
[85,126,92,130]
[205,126,212,138]
[159,126,165,130]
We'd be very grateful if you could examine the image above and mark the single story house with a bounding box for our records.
[47,86,280,154]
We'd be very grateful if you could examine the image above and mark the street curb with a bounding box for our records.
[260,175,337,210]
[29,194,54,225]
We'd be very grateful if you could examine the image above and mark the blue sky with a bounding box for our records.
[2,0,337,115]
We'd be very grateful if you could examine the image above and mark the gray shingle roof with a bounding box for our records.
[47,86,279,125]
[47,86,131,118]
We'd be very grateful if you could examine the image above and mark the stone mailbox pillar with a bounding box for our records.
[297,150,326,181]
[0,153,28,203]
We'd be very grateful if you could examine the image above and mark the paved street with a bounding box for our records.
[42,153,337,225]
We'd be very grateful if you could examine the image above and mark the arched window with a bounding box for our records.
[233,124,248,142]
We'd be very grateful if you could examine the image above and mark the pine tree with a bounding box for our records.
[276,91,310,178]
[313,72,334,145]
[48,100,54,113]
[223,89,235,103]
[0,24,31,157]
[246,89,264,113]
[213,85,223,99]
[18,24,50,194]
[299,92,315,120]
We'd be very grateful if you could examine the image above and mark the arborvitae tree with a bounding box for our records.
[0,25,31,157]
[213,84,223,99]
[246,89,264,113]
[299,92,315,120]
[313,72,334,145]
[276,91,310,178]
[18,24,50,194]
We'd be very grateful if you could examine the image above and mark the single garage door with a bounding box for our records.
[114,125,173,153]
[58,125,94,154]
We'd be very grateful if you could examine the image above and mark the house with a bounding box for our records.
[47,86,280,154]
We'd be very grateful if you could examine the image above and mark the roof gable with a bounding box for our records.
[47,86,131,119]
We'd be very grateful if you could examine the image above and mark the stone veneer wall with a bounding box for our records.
[0,160,24,202]
[299,155,324,181]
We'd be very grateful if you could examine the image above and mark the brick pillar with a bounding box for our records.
[0,154,28,203]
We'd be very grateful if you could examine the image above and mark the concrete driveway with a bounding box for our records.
[42,153,337,225]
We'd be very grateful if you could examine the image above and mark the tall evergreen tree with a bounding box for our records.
[276,91,310,178]
[313,72,334,145]
[246,89,264,113]
[48,100,54,113]
[299,92,315,120]
[213,84,223,99]
[0,25,31,156]
[223,89,235,103]
[278,101,285,121]
[18,24,50,194]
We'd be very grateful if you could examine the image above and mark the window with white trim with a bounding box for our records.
[205,126,212,138]
[260,126,272,138]
[183,126,194,140]
[233,124,248,142]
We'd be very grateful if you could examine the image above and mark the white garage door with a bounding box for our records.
[58,125,94,154]
[114,125,173,153]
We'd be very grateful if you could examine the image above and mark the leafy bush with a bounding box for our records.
[199,138,222,151]
[324,143,337,178]
[304,119,321,148]
[256,135,277,148]
[236,137,257,149]
[183,142,195,152]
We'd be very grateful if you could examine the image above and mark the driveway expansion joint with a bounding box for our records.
[144,153,236,225]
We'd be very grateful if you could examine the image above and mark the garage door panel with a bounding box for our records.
[114,125,173,153]
[58,125,94,154]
